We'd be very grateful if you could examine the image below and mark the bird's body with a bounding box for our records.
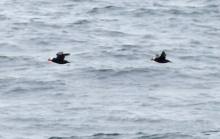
[48,52,70,64]
[151,51,171,63]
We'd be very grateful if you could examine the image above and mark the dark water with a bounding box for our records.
[0,0,220,139]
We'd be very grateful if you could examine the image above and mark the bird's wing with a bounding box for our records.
[63,53,70,56]
[56,51,70,61]
[160,51,166,60]
[56,51,63,56]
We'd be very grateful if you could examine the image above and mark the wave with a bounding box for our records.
[0,77,66,95]
[0,55,45,68]
[0,43,21,51]
[84,67,152,79]
[0,55,10,59]
[73,19,91,25]
[49,137,75,139]
[92,29,131,38]
[88,6,123,14]
[48,133,121,139]
[130,8,159,17]
[49,133,122,139]
[202,130,220,135]
[106,115,169,123]
[137,132,193,139]
[93,133,121,136]
[0,55,33,61]
[68,0,96,2]
[48,132,194,139]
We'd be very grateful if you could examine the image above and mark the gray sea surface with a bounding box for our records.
[0,0,220,139]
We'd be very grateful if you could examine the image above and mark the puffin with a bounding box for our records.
[151,51,171,63]
[48,52,70,64]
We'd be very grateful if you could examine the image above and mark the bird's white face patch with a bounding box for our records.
[50,57,54,60]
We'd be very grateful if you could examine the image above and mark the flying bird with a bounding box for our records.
[151,51,171,63]
[48,52,70,64]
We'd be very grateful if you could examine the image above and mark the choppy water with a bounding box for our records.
[0,0,220,139]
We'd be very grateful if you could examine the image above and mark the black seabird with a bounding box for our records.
[48,52,70,64]
[151,51,171,63]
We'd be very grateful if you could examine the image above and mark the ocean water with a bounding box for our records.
[0,0,220,139]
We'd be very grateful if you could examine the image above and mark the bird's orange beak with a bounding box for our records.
[151,58,153,61]
[48,58,51,61]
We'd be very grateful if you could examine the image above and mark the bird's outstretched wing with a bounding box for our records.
[56,51,63,56]
[160,51,166,60]
[56,51,70,61]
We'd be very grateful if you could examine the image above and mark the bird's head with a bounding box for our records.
[48,57,54,61]
[151,57,156,61]
[151,54,159,61]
